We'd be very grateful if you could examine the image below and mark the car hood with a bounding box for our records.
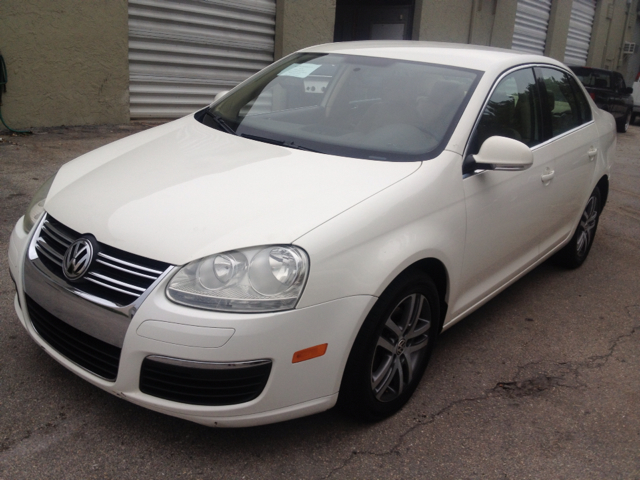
[45,116,421,265]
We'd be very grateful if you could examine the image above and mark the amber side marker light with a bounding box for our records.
[292,344,328,363]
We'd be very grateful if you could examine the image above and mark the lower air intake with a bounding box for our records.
[26,295,121,381]
[139,357,272,406]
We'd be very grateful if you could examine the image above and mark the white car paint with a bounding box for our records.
[9,41,615,427]
[45,117,420,266]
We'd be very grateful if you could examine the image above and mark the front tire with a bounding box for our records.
[338,272,440,421]
[553,186,601,269]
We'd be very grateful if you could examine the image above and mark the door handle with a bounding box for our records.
[588,147,598,160]
[541,170,555,184]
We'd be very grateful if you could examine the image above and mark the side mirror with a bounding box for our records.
[210,90,230,105]
[621,87,633,95]
[465,136,533,173]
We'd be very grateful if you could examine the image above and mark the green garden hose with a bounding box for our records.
[0,54,32,134]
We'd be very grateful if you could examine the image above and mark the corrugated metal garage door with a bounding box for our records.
[563,0,596,67]
[128,0,276,118]
[511,0,553,55]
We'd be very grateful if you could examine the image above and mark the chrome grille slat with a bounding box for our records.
[87,272,147,293]
[36,239,64,260]
[97,252,164,275]
[85,277,142,297]
[42,221,74,245]
[95,259,158,280]
[33,214,173,307]
[35,242,64,266]
[40,230,70,249]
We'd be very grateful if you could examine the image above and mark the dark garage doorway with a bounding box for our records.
[334,0,416,42]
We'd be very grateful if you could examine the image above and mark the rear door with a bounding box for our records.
[535,66,598,255]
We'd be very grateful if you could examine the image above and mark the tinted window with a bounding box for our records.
[572,67,611,89]
[539,68,584,137]
[567,75,593,123]
[470,68,541,154]
[612,72,626,90]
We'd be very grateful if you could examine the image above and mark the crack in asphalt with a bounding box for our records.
[323,393,488,479]
[322,309,639,479]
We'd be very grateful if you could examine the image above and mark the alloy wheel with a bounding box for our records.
[371,293,431,402]
[576,195,598,257]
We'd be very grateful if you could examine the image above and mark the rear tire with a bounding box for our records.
[617,109,631,133]
[553,186,601,269]
[338,272,440,421]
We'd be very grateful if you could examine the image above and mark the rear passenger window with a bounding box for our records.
[568,75,593,123]
[469,68,541,154]
[612,72,626,91]
[539,68,585,137]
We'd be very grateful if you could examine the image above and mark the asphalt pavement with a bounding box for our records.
[1,121,639,479]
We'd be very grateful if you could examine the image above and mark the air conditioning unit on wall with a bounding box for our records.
[623,42,636,55]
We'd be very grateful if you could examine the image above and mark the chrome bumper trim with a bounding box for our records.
[146,355,272,370]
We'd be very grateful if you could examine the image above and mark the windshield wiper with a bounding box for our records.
[285,142,320,153]
[240,133,320,153]
[241,133,284,146]
[204,110,237,136]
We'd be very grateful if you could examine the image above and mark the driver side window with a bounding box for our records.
[470,68,541,155]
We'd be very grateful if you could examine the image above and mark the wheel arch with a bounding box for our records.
[392,257,449,333]
[596,175,609,213]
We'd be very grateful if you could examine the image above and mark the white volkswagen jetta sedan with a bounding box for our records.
[8,42,616,427]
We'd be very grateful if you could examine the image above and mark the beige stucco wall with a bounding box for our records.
[269,0,640,82]
[275,0,337,59]
[626,11,640,83]
[0,0,129,130]
[544,0,573,61]
[417,0,473,44]
[490,0,518,49]
[587,0,640,83]
[416,0,516,48]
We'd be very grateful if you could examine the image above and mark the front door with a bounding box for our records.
[452,67,548,317]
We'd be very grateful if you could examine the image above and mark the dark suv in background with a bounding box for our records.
[570,66,634,133]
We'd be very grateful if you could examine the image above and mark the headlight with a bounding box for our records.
[23,174,56,233]
[166,245,309,313]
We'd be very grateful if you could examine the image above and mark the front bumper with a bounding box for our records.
[9,217,375,427]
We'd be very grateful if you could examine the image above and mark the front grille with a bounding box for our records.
[35,215,172,306]
[26,295,121,381]
[140,357,272,406]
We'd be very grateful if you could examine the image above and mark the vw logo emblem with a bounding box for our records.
[63,238,94,281]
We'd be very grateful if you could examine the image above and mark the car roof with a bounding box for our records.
[300,41,568,75]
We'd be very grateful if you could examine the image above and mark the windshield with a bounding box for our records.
[200,53,481,162]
